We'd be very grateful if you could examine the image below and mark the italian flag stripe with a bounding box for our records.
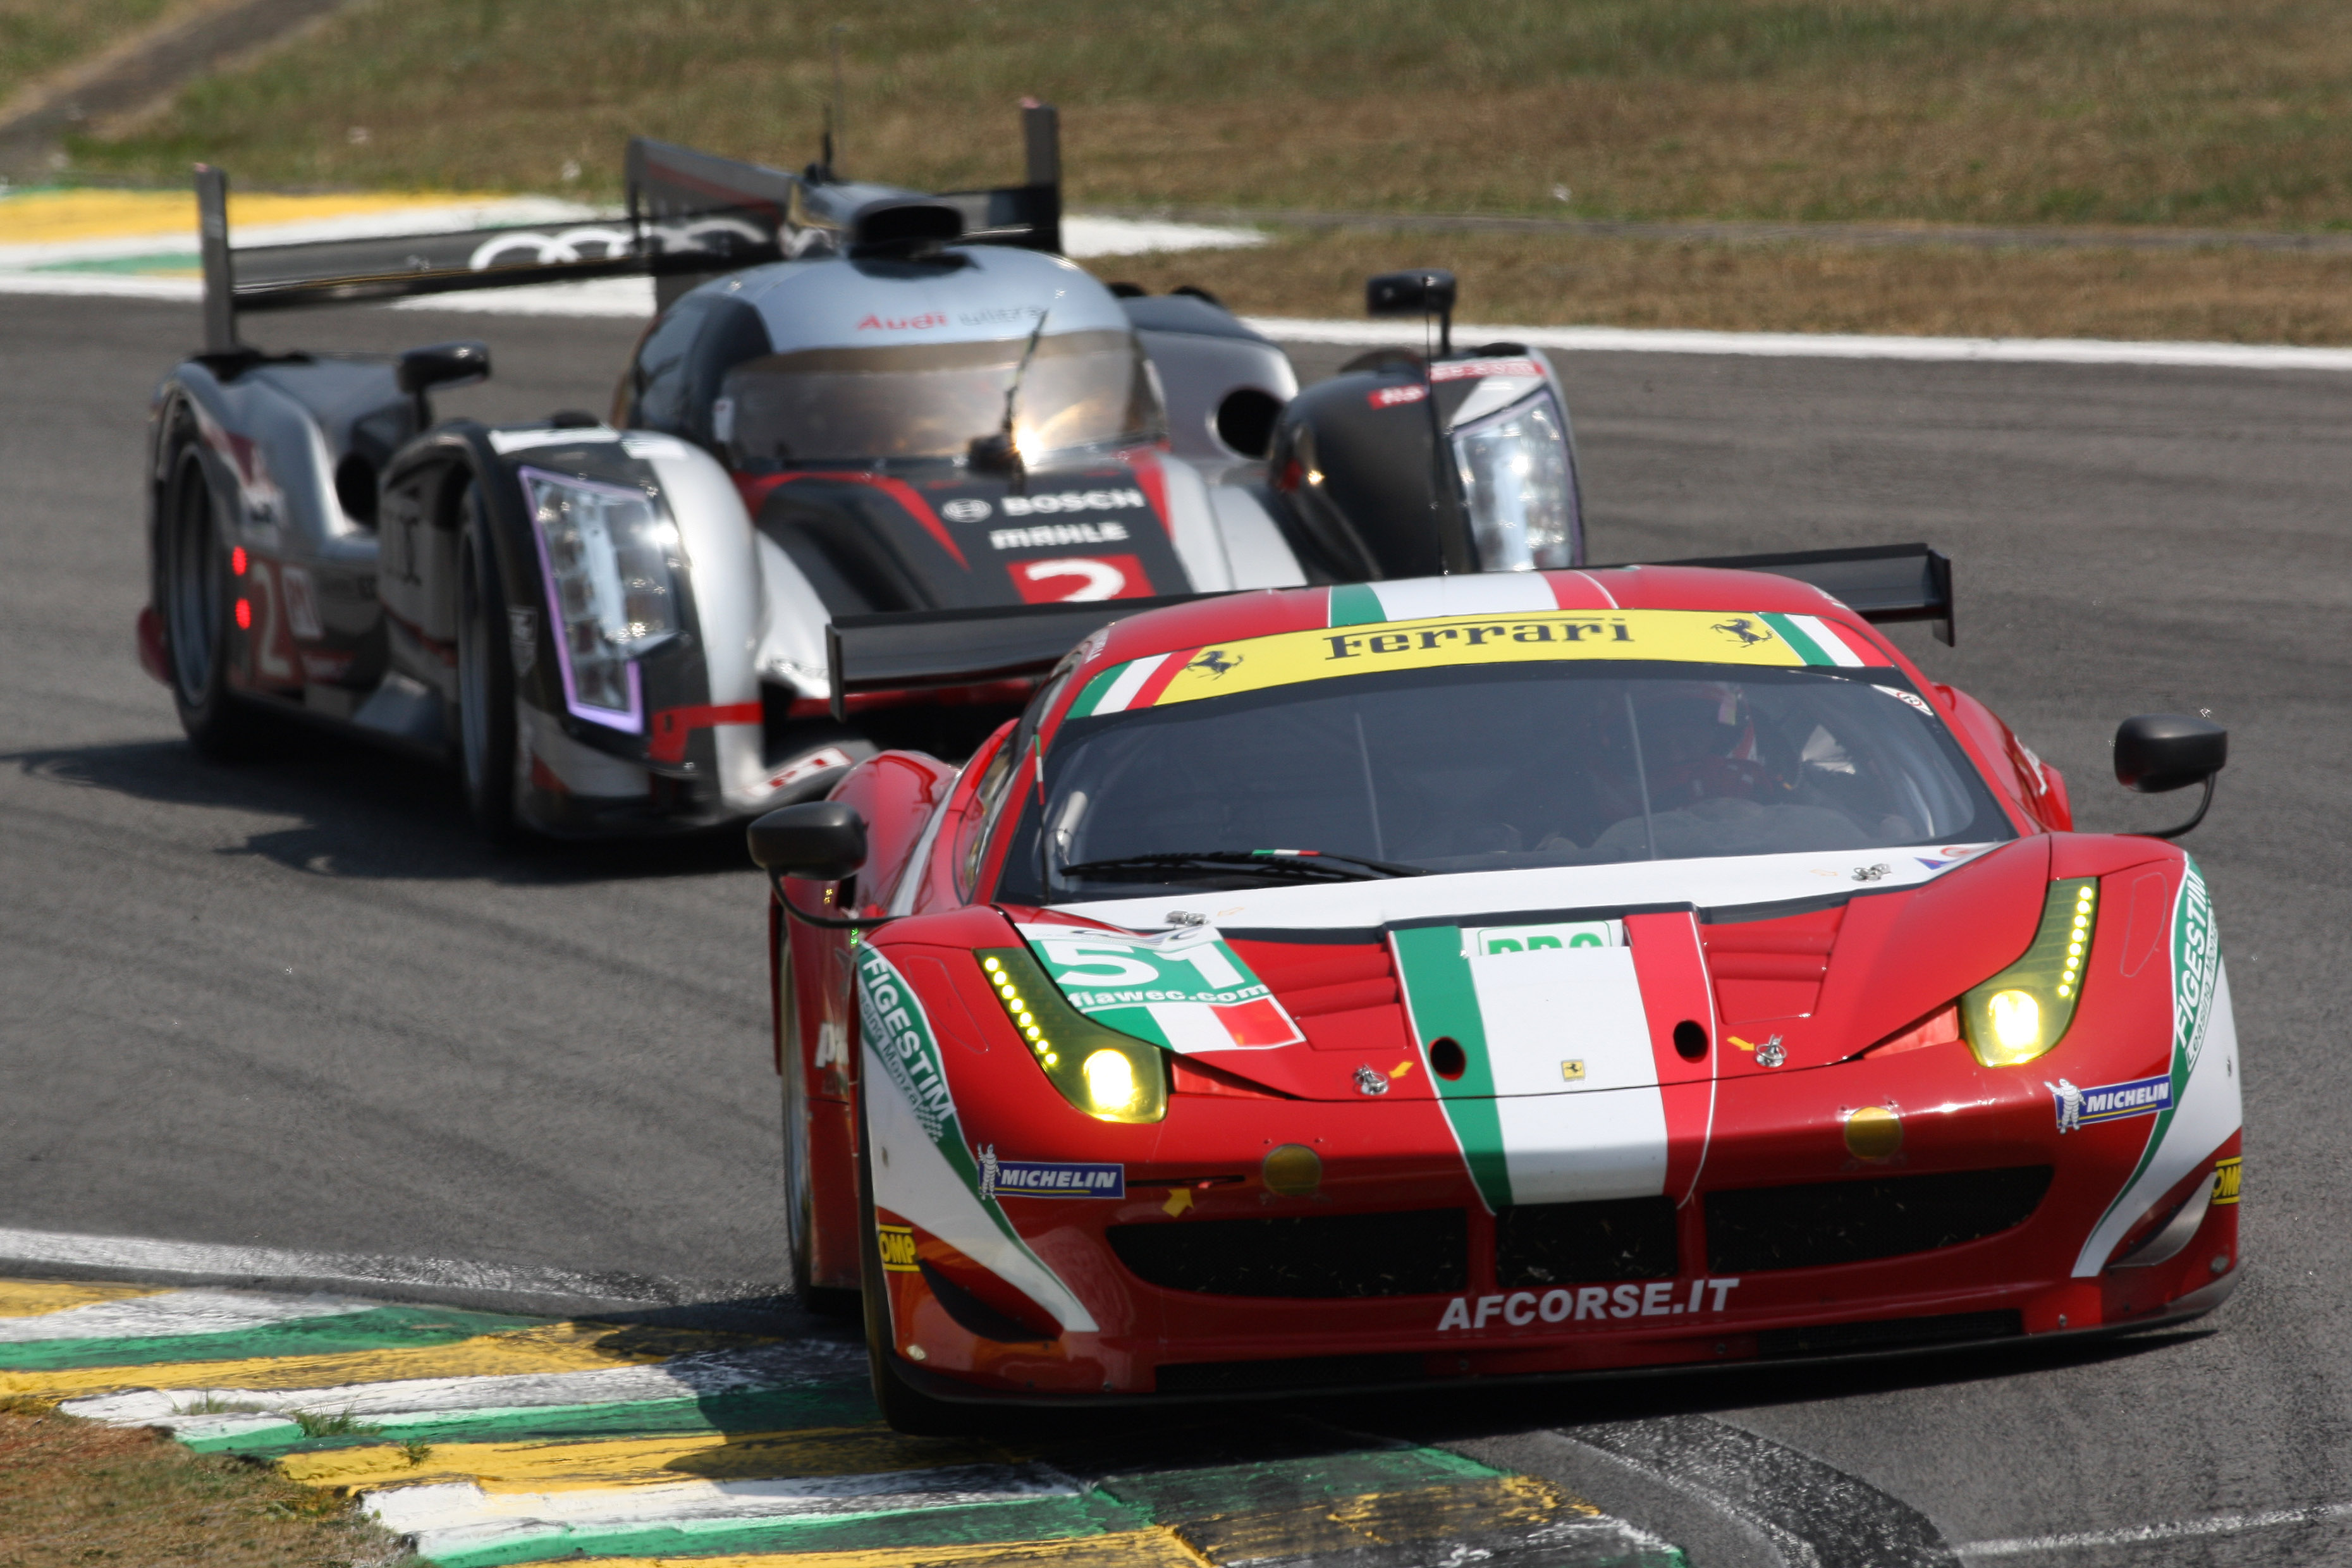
[1391,927,1513,1211]
[1328,584,1387,627]
[1089,654,1170,716]
[1128,648,1197,709]
[1787,613,1868,666]
[1758,611,1832,665]
[1066,664,1128,719]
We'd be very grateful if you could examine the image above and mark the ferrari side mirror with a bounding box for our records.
[748,800,867,879]
[2114,713,2227,838]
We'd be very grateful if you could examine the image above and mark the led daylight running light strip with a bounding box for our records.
[975,948,1168,1124]
[983,955,1059,1070]
[2058,883,2093,1000]
[1962,877,2100,1068]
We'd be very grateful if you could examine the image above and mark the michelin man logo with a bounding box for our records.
[977,1142,1001,1200]
[2048,1077,2084,1134]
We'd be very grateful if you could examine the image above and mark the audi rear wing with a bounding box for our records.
[194,104,1065,353]
[825,594,1216,722]
[1629,542,1955,646]
[823,542,1954,722]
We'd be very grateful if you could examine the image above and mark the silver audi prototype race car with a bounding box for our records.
[137,108,1592,838]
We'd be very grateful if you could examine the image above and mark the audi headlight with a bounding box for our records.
[976,949,1168,1124]
[1451,391,1577,571]
[523,469,681,728]
[1963,878,2099,1067]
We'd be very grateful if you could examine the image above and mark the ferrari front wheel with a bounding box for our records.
[160,438,263,758]
[455,484,520,842]
[854,1079,973,1436]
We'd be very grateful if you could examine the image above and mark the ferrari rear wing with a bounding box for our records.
[1637,542,1956,646]
[823,542,1955,720]
[825,595,1216,722]
[193,104,1065,353]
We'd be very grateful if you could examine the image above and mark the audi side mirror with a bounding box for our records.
[747,800,867,880]
[395,340,491,395]
[2114,713,2227,838]
[1366,269,1456,319]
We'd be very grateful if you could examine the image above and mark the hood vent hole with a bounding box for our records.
[1428,1036,1466,1080]
[1674,1019,1710,1060]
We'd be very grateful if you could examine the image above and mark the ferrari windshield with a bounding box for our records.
[714,328,1161,468]
[1008,662,2014,900]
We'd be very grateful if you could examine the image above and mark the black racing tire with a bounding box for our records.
[455,484,520,842]
[159,438,264,759]
[854,1077,976,1436]
[781,936,860,1319]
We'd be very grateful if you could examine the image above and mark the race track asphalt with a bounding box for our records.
[3,293,2347,1565]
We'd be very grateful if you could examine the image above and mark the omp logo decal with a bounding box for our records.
[2213,1156,2242,1204]
[989,520,1129,549]
[2047,1073,2172,1134]
[1438,1278,1741,1330]
[1001,488,1147,516]
[876,1223,919,1272]
[855,945,1100,1332]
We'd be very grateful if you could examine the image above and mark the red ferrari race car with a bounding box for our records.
[749,547,2241,1431]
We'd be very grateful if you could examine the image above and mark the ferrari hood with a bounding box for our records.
[1026,838,2050,1101]
[1049,840,2006,934]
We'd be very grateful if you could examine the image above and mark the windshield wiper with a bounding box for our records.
[1057,849,1426,884]
[969,309,1050,479]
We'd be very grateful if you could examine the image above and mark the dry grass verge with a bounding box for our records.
[0,1397,418,1568]
[1107,227,2352,343]
[0,0,178,110]
[61,0,2352,234]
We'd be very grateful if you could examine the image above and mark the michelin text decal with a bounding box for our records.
[977,1145,1125,1199]
[2047,1073,2173,1134]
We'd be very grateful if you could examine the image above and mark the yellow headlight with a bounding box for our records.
[1986,989,2042,1053]
[973,948,1168,1124]
[1961,878,2098,1067]
[1082,1048,1141,1113]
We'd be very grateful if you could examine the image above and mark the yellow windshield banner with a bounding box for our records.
[1102,609,1859,713]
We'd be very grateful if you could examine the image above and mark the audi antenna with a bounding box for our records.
[824,24,848,176]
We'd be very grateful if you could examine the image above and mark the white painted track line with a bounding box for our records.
[0,1287,377,1342]
[59,1341,867,1424]
[0,1225,777,1310]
